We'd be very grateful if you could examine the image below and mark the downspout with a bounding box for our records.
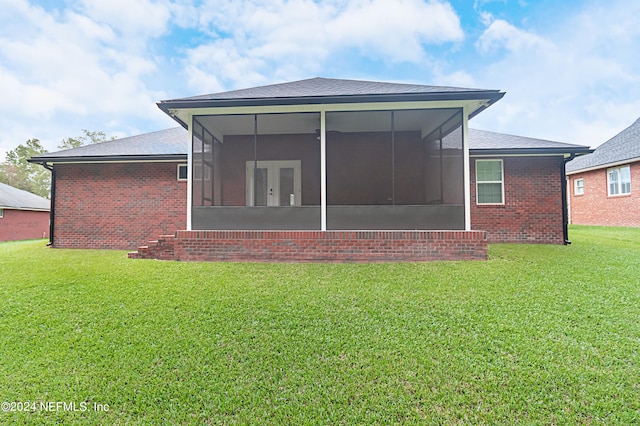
[42,162,55,246]
[561,154,575,245]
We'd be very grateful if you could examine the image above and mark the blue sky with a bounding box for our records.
[1,0,639,157]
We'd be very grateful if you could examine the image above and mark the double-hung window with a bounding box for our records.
[574,178,584,195]
[608,165,631,196]
[476,159,504,204]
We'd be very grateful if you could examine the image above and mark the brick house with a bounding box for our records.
[566,117,640,227]
[30,78,589,261]
[0,182,50,242]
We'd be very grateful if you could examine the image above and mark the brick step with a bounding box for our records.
[128,234,176,260]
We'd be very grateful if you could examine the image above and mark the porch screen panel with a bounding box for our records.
[326,111,392,205]
[191,113,321,230]
[192,120,204,206]
[326,108,465,230]
[439,111,464,205]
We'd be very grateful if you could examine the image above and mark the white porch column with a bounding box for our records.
[320,110,327,231]
[187,116,193,231]
[462,107,471,231]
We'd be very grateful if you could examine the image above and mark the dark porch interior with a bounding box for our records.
[191,108,465,230]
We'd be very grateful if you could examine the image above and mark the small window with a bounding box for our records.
[476,159,504,204]
[0,208,4,218]
[574,178,584,195]
[608,165,631,196]
[177,164,188,181]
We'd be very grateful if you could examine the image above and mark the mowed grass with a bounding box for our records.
[1,226,639,425]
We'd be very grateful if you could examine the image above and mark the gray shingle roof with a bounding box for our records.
[0,182,50,211]
[30,127,188,163]
[173,77,496,102]
[566,117,640,173]
[30,126,589,164]
[468,128,590,154]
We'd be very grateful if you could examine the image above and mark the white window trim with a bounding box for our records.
[0,208,4,218]
[607,165,631,196]
[475,159,504,205]
[574,178,584,195]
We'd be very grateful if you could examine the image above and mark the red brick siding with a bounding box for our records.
[131,230,487,262]
[568,161,640,227]
[53,162,186,250]
[54,156,566,251]
[470,156,565,244]
[0,209,49,242]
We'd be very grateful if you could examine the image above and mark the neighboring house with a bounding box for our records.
[566,117,640,227]
[30,78,590,261]
[0,182,50,242]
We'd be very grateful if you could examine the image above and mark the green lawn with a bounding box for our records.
[1,226,639,425]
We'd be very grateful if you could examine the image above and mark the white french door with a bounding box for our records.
[246,160,301,206]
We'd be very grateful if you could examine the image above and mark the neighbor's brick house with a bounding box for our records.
[31,78,590,261]
[567,117,640,227]
[0,182,50,242]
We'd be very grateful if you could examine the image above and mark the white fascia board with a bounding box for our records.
[47,159,186,165]
[0,206,50,212]
[171,99,489,123]
[470,153,569,158]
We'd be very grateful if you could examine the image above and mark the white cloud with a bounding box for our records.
[77,0,172,38]
[0,0,172,153]
[182,0,464,93]
[469,0,640,147]
[476,15,552,54]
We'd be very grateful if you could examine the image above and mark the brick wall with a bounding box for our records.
[53,156,566,251]
[568,161,640,227]
[0,209,49,242]
[470,156,565,244]
[130,230,488,262]
[53,162,187,250]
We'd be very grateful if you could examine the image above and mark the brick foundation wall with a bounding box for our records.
[568,162,640,227]
[53,162,187,250]
[470,156,565,244]
[0,209,49,242]
[130,230,487,262]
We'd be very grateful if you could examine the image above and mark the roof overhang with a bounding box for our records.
[471,147,593,157]
[28,154,187,165]
[0,206,49,212]
[158,91,505,129]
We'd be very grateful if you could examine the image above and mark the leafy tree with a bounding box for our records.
[0,130,114,198]
[0,138,50,197]
[58,129,113,150]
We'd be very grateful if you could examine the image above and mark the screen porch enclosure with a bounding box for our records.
[191,108,465,230]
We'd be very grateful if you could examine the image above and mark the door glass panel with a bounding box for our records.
[279,167,294,206]
[254,167,268,206]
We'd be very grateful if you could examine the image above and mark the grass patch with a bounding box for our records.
[1,226,639,424]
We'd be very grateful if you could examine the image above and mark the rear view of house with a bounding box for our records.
[30,78,590,261]
[567,117,640,227]
[0,182,50,242]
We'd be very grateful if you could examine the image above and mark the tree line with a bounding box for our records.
[0,130,113,198]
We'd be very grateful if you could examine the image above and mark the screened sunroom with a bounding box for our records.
[158,77,504,233]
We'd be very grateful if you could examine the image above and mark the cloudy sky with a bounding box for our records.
[1,0,639,158]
